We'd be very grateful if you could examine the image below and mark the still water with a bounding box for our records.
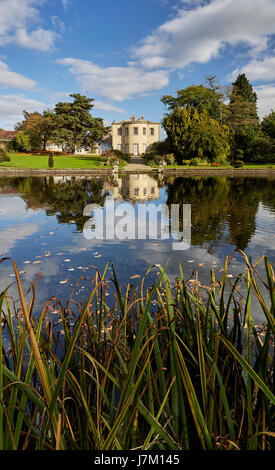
[0,174,274,322]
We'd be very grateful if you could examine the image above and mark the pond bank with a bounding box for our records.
[0,166,275,177]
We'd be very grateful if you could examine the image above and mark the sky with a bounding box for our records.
[0,0,275,137]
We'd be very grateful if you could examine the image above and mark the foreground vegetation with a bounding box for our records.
[0,251,274,450]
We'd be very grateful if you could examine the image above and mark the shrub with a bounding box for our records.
[189,157,209,166]
[102,149,131,163]
[48,153,54,168]
[0,147,10,162]
[181,159,191,166]
[232,160,244,168]
[164,153,175,165]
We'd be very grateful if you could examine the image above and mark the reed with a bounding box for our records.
[0,250,274,450]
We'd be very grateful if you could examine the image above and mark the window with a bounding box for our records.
[143,127,146,135]
[150,128,154,136]
[118,128,122,136]
[143,188,147,196]
[134,188,139,196]
[134,127,138,135]
[125,127,129,136]
[143,143,146,153]
[125,144,129,153]
[117,144,122,150]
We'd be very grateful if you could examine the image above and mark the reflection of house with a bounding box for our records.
[122,174,159,201]
[112,116,160,155]
[104,174,159,202]
[0,130,18,149]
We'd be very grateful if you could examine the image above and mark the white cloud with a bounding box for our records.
[0,94,45,129]
[133,0,275,70]
[0,60,36,89]
[0,0,58,51]
[230,56,275,82]
[61,0,70,10]
[255,85,275,119]
[56,58,169,101]
[94,101,127,114]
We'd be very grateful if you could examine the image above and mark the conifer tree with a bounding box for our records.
[227,74,260,157]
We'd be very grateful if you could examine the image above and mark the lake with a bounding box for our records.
[0,173,274,323]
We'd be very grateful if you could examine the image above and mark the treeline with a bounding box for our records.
[14,94,108,153]
[160,74,275,165]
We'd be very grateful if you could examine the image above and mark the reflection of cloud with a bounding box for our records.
[0,223,40,255]
[0,196,28,217]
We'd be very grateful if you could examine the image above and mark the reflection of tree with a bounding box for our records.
[1,176,274,250]
[166,176,275,251]
[0,177,109,231]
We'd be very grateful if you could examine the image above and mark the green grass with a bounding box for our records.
[0,153,112,169]
[0,251,274,450]
[150,163,274,169]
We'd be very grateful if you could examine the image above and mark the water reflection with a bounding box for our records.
[0,174,274,323]
[1,174,274,253]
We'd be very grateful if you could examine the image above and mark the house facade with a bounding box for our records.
[112,116,160,155]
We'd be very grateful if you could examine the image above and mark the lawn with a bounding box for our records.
[150,163,274,169]
[0,153,112,169]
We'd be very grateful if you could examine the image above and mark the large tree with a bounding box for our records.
[162,81,229,123]
[162,106,232,164]
[16,110,56,150]
[52,94,107,152]
[261,110,275,140]
[227,73,260,158]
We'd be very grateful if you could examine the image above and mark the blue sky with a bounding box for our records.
[1,0,275,137]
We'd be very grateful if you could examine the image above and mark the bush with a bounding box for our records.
[164,153,175,165]
[48,154,54,168]
[189,157,209,167]
[0,147,10,162]
[181,159,191,166]
[232,160,244,168]
[102,149,131,163]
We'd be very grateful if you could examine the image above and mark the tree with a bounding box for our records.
[16,110,56,150]
[52,94,107,152]
[162,106,232,164]
[262,110,275,140]
[162,82,229,123]
[15,131,31,152]
[227,73,260,158]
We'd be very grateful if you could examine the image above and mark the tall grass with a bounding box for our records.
[0,250,274,450]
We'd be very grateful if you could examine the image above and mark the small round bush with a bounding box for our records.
[232,160,244,168]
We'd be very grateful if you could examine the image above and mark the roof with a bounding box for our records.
[0,130,18,141]
[112,118,159,126]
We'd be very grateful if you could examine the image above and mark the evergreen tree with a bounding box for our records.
[262,110,275,140]
[162,106,232,164]
[52,94,107,153]
[227,74,260,158]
